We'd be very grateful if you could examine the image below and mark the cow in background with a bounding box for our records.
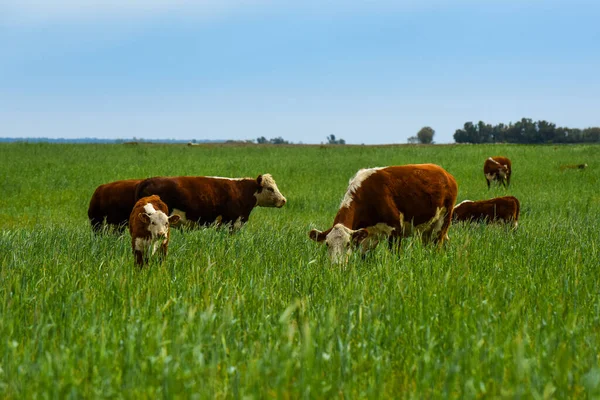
[453,196,520,228]
[88,179,143,232]
[135,174,286,230]
[484,156,512,188]
[309,164,458,264]
[129,195,180,267]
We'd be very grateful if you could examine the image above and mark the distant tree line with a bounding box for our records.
[454,118,600,144]
[255,135,346,145]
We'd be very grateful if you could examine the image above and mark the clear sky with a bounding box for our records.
[1,0,599,144]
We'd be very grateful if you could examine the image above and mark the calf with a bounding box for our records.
[309,164,458,264]
[484,156,512,188]
[129,195,180,266]
[88,179,143,232]
[453,196,520,228]
[135,174,286,230]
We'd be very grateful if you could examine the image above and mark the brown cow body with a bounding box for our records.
[129,195,180,266]
[135,174,286,230]
[484,156,512,188]
[88,179,143,231]
[453,196,520,228]
[309,164,458,263]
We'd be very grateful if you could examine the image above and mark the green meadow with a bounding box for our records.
[1,142,599,399]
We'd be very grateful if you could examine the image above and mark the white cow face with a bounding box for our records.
[254,174,287,208]
[139,204,180,238]
[309,224,369,264]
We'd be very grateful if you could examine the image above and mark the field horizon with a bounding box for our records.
[1,142,599,398]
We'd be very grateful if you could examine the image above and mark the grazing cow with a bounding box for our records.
[453,196,520,228]
[135,174,286,230]
[88,179,143,232]
[309,164,458,264]
[129,195,180,266]
[484,156,512,188]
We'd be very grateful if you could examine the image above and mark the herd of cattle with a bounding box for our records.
[88,156,519,266]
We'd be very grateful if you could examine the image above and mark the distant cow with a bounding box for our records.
[88,179,143,231]
[484,156,512,188]
[135,174,286,230]
[309,164,458,264]
[453,196,520,228]
[129,195,180,266]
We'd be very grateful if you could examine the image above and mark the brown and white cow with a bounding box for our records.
[484,156,512,188]
[129,195,180,266]
[135,174,286,230]
[309,164,458,264]
[453,196,520,228]
[88,179,143,232]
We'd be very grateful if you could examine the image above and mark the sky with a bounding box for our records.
[1,0,599,144]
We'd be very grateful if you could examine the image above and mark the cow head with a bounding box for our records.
[139,206,181,238]
[255,174,287,208]
[309,224,369,264]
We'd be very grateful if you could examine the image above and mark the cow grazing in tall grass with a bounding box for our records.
[129,195,180,267]
[88,179,143,232]
[484,156,512,188]
[453,196,520,228]
[135,174,286,230]
[309,164,458,264]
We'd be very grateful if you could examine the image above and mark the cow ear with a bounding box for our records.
[309,229,327,242]
[169,214,181,224]
[138,212,150,223]
[256,175,263,186]
[351,229,369,244]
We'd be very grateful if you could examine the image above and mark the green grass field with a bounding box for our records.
[1,142,599,398]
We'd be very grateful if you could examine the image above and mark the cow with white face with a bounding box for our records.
[129,195,180,267]
[484,156,512,188]
[135,173,286,231]
[309,164,458,264]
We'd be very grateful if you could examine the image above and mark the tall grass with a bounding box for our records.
[1,143,599,398]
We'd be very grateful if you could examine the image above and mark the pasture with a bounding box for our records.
[1,142,599,398]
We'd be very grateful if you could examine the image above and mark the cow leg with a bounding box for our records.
[435,205,453,246]
[486,178,491,189]
[387,233,403,253]
[134,250,145,267]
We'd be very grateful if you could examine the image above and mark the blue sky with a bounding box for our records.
[1,0,599,144]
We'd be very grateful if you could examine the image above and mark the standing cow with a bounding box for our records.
[135,174,286,230]
[309,164,458,264]
[484,156,512,188]
[129,195,180,267]
[453,196,520,228]
[88,179,143,232]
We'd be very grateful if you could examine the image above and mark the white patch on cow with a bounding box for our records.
[255,173,286,208]
[485,173,495,182]
[455,200,473,207]
[340,167,384,209]
[400,207,447,242]
[361,223,395,253]
[134,237,162,256]
[488,157,501,165]
[206,176,245,180]
[233,216,244,230]
[144,203,157,214]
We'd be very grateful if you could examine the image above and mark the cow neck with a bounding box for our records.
[238,178,260,208]
[333,205,356,229]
